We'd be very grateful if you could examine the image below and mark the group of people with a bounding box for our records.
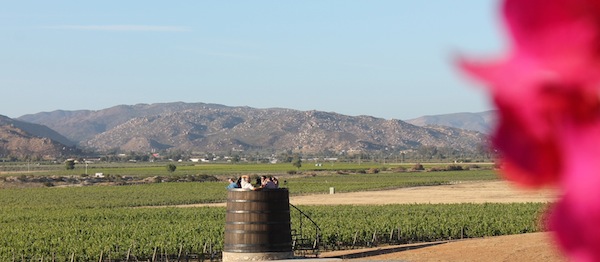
[226,175,279,190]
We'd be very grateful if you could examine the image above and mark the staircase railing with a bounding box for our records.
[289,203,322,256]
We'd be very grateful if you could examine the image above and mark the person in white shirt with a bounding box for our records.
[240,175,255,190]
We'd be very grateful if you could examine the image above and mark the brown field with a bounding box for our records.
[178,180,559,208]
[289,180,559,206]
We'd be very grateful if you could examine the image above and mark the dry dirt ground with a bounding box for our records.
[178,180,559,208]
[289,180,559,206]
[319,232,566,262]
[184,180,566,261]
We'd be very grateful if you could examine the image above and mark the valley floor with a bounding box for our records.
[172,180,564,262]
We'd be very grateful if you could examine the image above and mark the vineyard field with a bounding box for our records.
[0,169,543,261]
[0,203,546,261]
[0,170,499,208]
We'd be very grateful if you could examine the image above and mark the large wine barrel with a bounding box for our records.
[222,188,293,261]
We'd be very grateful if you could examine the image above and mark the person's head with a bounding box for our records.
[228,178,235,183]
[242,175,250,182]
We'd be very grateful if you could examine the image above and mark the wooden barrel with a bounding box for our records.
[222,188,293,261]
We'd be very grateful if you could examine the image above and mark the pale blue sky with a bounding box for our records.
[1,1,503,120]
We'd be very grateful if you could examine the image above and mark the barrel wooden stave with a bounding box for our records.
[224,189,292,254]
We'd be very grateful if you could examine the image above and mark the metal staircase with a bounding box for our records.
[289,203,322,257]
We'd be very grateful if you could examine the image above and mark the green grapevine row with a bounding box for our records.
[291,203,546,248]
[0,203,546,261]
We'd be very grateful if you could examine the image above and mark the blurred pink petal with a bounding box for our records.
[459,0,600,260]
[459,56,564,186]
[551,123,600,261]
[460,0,600,187]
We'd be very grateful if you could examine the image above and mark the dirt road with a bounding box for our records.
[183,180,558,208]
[290,180,558,205]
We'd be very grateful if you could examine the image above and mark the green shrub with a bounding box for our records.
[446,165,463,171]
[166,164,177,173]
[411,163,424,171]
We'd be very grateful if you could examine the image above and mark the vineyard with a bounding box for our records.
[0,170,499,207]
[294,203,546,248]
[0,203,546,261]
[0,168,550,261]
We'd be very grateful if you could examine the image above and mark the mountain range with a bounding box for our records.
[406,111,496,134]
[0,115,79,159]
[1,102,493,157]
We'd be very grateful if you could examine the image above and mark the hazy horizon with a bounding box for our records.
[1,1,499,120]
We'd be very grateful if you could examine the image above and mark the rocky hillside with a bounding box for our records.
[406,111,496,134]
[18,102,214,142]
[19,102,487,154]
[0,115,79,159]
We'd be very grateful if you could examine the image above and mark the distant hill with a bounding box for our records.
[0,115,79,159]
[18,102,216,143]
[406,111,496,134]
[18,102,487,154]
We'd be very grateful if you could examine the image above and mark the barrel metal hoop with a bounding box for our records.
[226,210,290,214]
[225,243,291,248]
[228,199,288,203]
[225,229,291,234]
[223,242,292,253]
[226,221,290,225]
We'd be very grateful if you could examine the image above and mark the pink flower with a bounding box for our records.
[460,0,600,260]
[550,123,600,261]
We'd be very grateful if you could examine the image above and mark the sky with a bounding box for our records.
[1,1,504,120]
